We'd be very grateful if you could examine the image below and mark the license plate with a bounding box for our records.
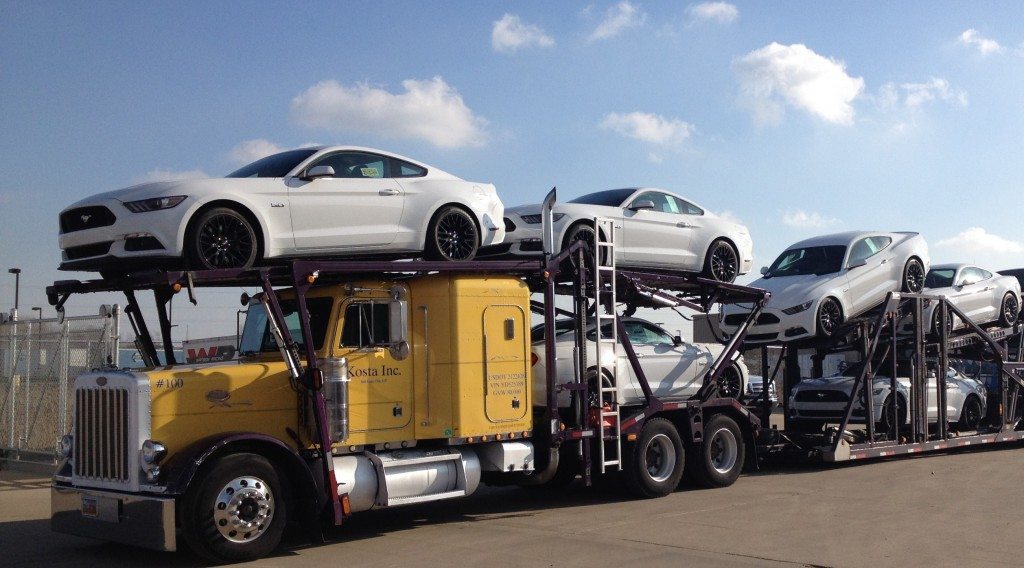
[82,496,98,518]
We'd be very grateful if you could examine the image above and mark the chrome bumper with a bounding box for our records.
[51,484,176,551]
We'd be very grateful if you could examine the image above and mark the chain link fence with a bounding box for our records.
[0,307,119,465]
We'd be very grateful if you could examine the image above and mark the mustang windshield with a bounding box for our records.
[239,297,333,355]
[227,148,319,178]
[925,268,956,288]
[568,188,636,207]
[765,245,846,277]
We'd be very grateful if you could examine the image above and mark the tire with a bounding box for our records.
[425,206,479,261]
[999,293,1019,327]
[931,308,954,339]
[902,258,925,293]
[816,298,844,338]
[877,394,907,434]
[188,207,260,269]
[623,418,685,498]
[562,222,606,269]
[715,365,744,399]
[181,453,287,564]
[958,395,984,431]
[703,239,739,283]
[689,413,745,489]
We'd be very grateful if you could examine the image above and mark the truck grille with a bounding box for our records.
[75,388,130,481]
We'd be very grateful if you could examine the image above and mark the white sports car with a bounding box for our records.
[58,146,505,273]
[529,316,748,408]
[788,361,987,432]
[720,231,930,343]
[503,188,753,282]
[916,263,1021,333]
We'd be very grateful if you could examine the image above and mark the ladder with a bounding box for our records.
[592,217,621,473]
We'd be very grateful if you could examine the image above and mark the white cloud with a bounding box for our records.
[715,210,744,225]
[227,139,284,166]
[647,152,663,164]
[733,42,865,126]
[876,77,968,110]
[600,111,694,145]
[134,169,209,183]
[781,209,839,229]
[687,2,738,24]
[588,1,645,42]
[936,227,1023,254]
[492,13,554,54]
[291,77,487,149]
[958,29,1003,55]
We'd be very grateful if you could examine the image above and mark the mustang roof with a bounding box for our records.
[785,230,918,250]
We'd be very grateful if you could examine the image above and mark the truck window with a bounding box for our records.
[239,298,333,355]
[340,302,391,348]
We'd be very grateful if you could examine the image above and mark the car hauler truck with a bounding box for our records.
[47,198,770,563]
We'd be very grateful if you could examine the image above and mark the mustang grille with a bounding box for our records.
[64,241,113,260]
[794,390,849,402]
[60,206,116,233]
[724,313,781,326]
[75,387,130,482]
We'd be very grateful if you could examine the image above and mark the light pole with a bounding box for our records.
[8,268,21,321]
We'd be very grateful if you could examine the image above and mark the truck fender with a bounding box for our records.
[162,432,326,519]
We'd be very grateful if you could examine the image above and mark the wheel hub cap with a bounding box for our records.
[213,476,274,543]
[709,428,738,474]
[644,433,675,482]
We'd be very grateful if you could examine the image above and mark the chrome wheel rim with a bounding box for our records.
[904,261,925,292]
[709,427,738,474]
[644,433,676,483]
[818,300,842,335]
[710,244,738,282]
[198,214,255,268]
[213,476,275,543]
[435,211,477,260]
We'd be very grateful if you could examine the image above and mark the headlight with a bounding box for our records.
[123,195,187,213]
[782,301,813,315]
[872,388,884,395]
[60,434,73,459]
[141,440,167,464]
[520,213,565,224]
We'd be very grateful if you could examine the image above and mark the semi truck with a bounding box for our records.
[47,211,769,563]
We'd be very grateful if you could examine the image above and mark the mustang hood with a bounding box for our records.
[748,273,845,309]
[64,180,199,210]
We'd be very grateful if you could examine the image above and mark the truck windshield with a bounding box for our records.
[226,148,318,178]
[239,297,333,355]
[765,245,846,278]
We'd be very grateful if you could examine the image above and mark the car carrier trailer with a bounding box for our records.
[749,290,1024,463]
[45,190,770,563]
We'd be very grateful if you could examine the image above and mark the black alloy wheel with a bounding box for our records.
[715,365,743,399]
[191,207,259,269]
[705,240,739,283]
[428,206,479,261]
[1000,293,1019,327]
[817,298,843,338]
[958,395,983,432]
[902,258,926,293]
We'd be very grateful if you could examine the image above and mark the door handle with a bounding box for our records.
[677,222,691,228]
[880,259,888,264]
[379,188,400,196]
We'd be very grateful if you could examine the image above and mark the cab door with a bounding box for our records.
[286,151,405,251]
[336,299,413,438]
[482,305,530,423]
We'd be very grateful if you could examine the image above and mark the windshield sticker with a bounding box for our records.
[360,167,381,178]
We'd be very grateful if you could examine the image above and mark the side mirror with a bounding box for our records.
[847,259,867,270]
[759,266,768,275]
[301,165,335,180]
[628,200,655,212]
[672,335,683,346]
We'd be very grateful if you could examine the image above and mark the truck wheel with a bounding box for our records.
[623,418,684,498]
[181,453,287,563]
[689,414,745,489]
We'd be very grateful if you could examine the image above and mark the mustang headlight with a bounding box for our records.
[123,195,187,213]
[782,301,813,315]
[520,213,565,224]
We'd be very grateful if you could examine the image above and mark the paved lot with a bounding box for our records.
[4,444,1024,567]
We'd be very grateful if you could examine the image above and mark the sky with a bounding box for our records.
[2,1,1024,340]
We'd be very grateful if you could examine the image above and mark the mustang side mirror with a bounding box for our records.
[672,335,683,346]
[628,200,655,212]
[759,266,768,275]
[847,259,867,270]
[301,165,335,180]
